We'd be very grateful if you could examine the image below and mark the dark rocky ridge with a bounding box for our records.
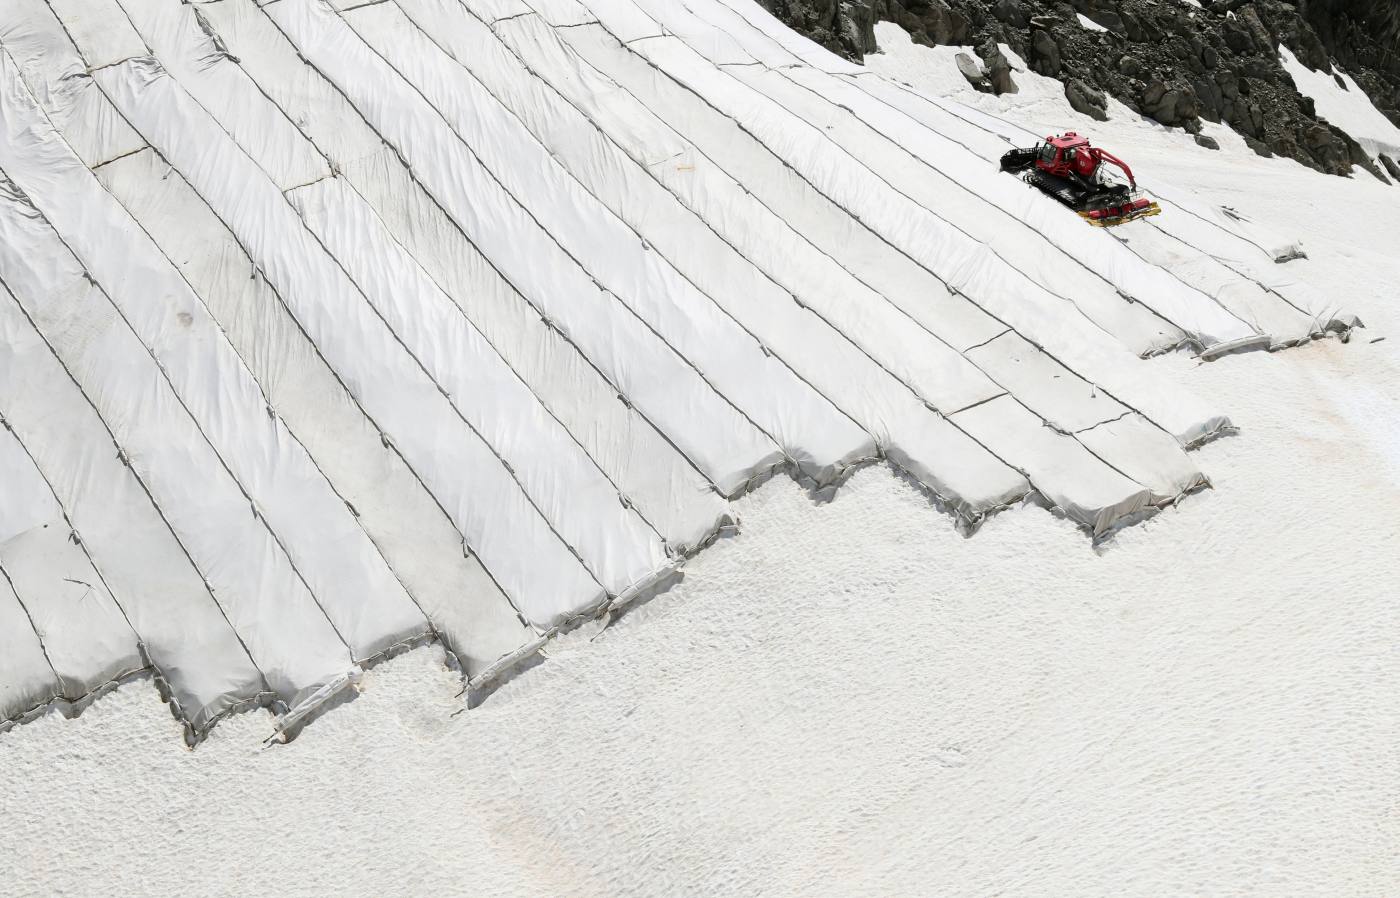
[756,0,1400,180]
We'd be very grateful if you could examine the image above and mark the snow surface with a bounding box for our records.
[1077,13,1109,33]
[1279,45,1400,164]
[2,6,1399,895]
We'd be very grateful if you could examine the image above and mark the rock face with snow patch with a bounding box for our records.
[0,0,1357,743]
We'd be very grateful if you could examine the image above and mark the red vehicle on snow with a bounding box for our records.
[1000,132,1161,226]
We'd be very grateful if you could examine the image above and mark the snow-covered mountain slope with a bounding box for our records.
[0,0,1361,742]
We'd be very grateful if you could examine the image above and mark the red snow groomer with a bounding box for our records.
[1000,132,1161,226]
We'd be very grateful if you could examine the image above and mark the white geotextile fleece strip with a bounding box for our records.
[0,176,349,709]
[966,333,1204,497]
[4,60,430,665]
[484,9,1198,503]
[554,24,1230,448]
[332,1,875,489]
[116,0,329,192]
[1144,209,1351,331]
[94,61,613,630]
[0,0,144,167]
[404,1,1026,518]
[0,282,264,733]
[286,176,671,595]
[93,150,531,678]
[660,1,1340,351]
[952,397,1153,537]
[46,0,145,68]
[266,0,791,499]
[0,571,57,723]
[707,0,863,74]
[0,426,143,700]
[1106,224,1316,348]
[194,0,730,555]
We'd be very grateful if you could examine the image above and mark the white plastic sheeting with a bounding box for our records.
[0,0,1355,740]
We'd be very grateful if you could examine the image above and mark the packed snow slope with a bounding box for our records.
[0,0,1363,742]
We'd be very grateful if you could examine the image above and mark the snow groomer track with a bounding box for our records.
[0,0,1357,742]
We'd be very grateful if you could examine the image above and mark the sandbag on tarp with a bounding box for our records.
[0,425,144,701]
[93,148,532,678]
[199,0,731,556]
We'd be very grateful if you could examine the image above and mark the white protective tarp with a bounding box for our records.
[0,0,1360,740]
[267,0,796,497]
[94,57,620,629]
[2,56,430,667]
[0,57,357,708]
[0,424,144,702]
[199,0,732,553]
[92,148,531,677]
[314,0,878,489]
[0,570,56,725]
[554,15,1232,448]
[0,274,266,734]
[392,0,1026,519]
[108,0,673,623]
[0,0,144,167]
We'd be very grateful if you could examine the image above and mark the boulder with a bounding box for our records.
[981,43,1020,94]
[1030,23,1063,76]
[1066,78,1110,119]
[956,52,993,92]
